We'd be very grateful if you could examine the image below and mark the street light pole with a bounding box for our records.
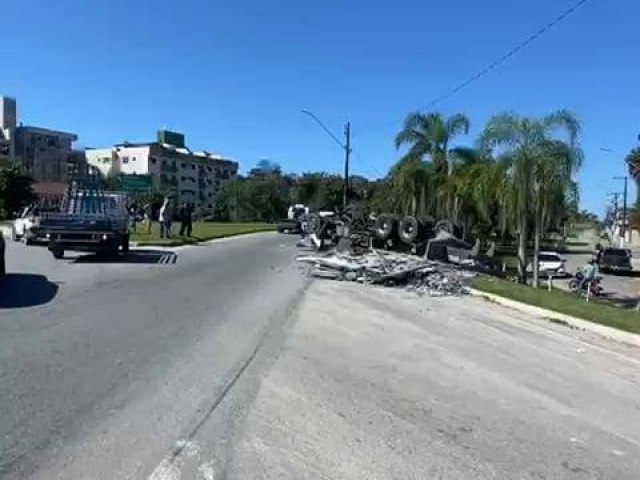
[301,110,352,210]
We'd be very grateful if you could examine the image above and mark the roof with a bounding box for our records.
[17,125,78,140]
[113,141,238,165]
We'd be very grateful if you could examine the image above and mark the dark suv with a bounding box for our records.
[599,248,632,273]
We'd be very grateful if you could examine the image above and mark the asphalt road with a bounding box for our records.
[222,281,640,479]
[3,233,640,479]
[0,233,303,479]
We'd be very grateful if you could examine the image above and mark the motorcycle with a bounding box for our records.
[568,273,603,297]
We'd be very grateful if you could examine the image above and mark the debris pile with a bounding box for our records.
[296,247,476,296]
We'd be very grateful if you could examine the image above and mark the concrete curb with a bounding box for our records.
[131,230,276,249]
[469,288,640,348]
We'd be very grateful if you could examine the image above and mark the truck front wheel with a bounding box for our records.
[50,244,64,259]
[122,234,130,253]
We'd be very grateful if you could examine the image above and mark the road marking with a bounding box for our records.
[198,461,216,480]
[147,440,200,480]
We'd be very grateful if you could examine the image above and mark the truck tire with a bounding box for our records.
[374,214,397,241]
[122,234,130,253]
[398,216,420,244]
[50,245,64,259]
[435,219,454,235]
[308,214,321,234]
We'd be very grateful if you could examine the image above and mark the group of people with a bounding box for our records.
[127,198,195,239]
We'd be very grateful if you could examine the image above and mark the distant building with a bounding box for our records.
[0,96,86,185]
[0,97,16,165]
[86,129,238,208]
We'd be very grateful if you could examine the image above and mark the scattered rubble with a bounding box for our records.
[296,241,476,296]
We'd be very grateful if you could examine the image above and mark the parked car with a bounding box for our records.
[11,205,59,244]
[599,247,632,273]
[526,251,567,277]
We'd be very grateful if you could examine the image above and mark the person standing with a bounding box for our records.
[179,202,194,237]
[128,200,139,233]
[159,197,172,239]
[144,202,153,234]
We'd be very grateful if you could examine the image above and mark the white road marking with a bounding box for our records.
[612,449,625,456]
[198,461,216,480]
[147,440,201,480]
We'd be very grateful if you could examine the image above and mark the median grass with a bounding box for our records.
[472,277,640,335]
[130,222,276,247]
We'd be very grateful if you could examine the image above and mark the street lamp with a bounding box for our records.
[301,109,351,209]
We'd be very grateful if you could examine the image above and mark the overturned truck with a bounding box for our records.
[305,205,500,271]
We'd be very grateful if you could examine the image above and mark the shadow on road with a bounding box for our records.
[72,249,178,265]
[0,274,59,308]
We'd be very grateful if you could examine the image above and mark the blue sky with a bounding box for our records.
[2,0,639,215]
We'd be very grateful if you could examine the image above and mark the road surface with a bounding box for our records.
[222,281,640,479]
[2,235,640,479]
[0,233,304,479]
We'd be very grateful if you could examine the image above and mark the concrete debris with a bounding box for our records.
[296,247,476,296]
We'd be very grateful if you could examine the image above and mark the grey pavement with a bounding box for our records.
[3,234,640,479]
[220,281,640,479]
[0,233,303,479]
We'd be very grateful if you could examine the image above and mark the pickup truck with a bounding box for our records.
[39,186,130,259]
[598,247,632,274]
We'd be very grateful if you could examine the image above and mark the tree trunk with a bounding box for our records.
[533,209,541,288]
[517,210,528,284]
[419,185,426,218]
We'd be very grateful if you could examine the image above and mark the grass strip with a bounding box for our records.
[472,277,640,334]
[131,222,276,247]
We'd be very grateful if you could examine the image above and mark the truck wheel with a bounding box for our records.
[51,246,64,259]
[122,234,130,253]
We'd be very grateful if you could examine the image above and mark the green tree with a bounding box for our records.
[480,110,582,285]
[625,147,640,209]
[0,167,37,219]
[394,112,470,176]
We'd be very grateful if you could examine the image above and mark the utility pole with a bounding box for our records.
[301,110,353,210]
[614,176,629,243]
[343,122,351,209]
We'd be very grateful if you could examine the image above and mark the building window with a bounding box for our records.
[132,157,137,162]
[180,176,185,181]
[122,156,129,164]
[207,166,212,172]
[208,192,213,197]
[181,163,186,168]
[150,158,157,164]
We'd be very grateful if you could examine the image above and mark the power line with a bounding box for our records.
[422,0,591,109]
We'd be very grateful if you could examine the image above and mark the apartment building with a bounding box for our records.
[0,96,86,182]
[86,129,238,207]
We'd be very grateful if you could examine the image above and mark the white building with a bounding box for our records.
[86,129,238,207]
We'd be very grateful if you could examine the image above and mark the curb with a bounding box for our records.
[131,230,276,249]
[469,288,640,348]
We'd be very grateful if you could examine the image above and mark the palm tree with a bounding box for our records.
[480,110,582,285]
[394,112,471,176]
